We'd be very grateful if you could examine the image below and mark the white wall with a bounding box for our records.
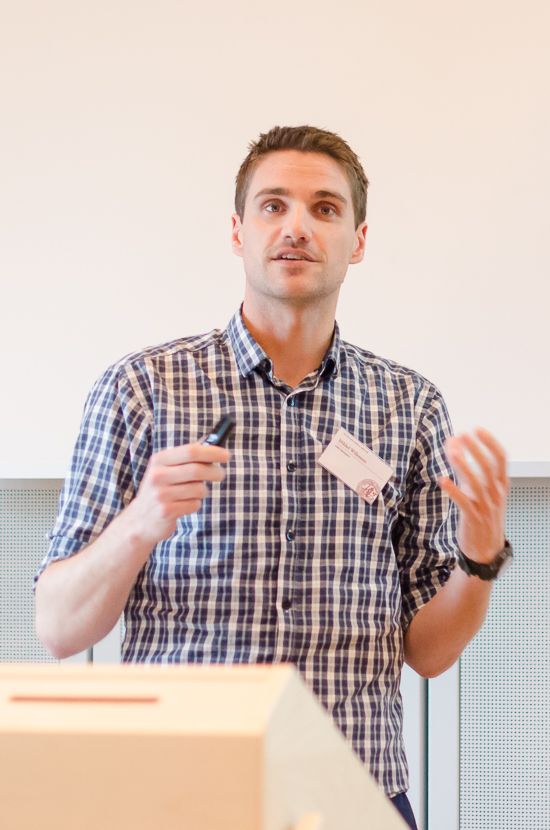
[1,0,549,475]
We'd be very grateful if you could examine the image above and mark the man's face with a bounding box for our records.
[232,150,367,309]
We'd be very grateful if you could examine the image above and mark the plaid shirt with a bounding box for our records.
[39,308,458,796]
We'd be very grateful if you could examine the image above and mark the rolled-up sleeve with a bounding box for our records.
[392,387,459,630]
[34,362,153,584]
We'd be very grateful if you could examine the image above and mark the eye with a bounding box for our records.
[265,202,282,213]
[318,204,337,216]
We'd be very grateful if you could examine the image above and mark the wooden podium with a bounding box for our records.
[0,663,406,829]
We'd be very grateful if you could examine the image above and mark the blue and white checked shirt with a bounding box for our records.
[39,309,458,796]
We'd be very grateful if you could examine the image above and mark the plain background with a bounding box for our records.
[1,0,549,474]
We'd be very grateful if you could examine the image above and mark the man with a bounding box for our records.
[35,126,510,829]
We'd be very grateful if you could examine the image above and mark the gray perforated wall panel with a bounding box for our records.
[460,481,550,829]
[0,482,62,663]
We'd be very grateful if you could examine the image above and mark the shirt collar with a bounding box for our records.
[226,307,341,381]
[320,323,341,380]
[227,308,270,377]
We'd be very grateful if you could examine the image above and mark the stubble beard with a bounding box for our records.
[245,258,344,309]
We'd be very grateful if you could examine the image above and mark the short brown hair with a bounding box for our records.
[235,125,369,229]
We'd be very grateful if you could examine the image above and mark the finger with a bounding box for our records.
[165,498,203,517]
[154,482,211,519]
[152,443,231,467]
[439,475,480,517]
[148,462,226,487]
[170,461,227,484]
[458,433,501,504]
[474,427,508,489]
[444,437,468,486]
[162,482,210,503]
[444,438,485,503]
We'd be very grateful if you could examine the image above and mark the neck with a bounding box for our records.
[241,295,337,388]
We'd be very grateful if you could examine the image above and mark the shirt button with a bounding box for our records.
[287,461,297,473]
[286,529,295,542]
[281,598,292,610]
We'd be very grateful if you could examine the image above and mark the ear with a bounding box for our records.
[231,214,244,258]
[349,222,367,265]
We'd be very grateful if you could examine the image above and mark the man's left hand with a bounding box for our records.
[438,427,509,564]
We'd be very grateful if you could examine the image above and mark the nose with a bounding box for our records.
[281,203,312,243]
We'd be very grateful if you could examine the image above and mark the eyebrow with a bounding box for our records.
[254,187,348,206]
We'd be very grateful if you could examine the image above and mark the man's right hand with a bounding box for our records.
[35,442,230,659]
[126,443,231,547]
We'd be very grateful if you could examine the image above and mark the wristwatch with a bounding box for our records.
[456,539,514,581]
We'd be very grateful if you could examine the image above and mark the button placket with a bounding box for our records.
[274,391,303,660]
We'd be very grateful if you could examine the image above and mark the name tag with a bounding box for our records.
[318,427,394,504]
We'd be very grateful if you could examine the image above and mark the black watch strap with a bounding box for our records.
[457,539,513,581]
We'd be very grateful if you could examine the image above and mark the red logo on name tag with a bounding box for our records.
[356,478,380,504]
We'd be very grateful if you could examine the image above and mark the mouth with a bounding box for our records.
[272,250,317,263]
